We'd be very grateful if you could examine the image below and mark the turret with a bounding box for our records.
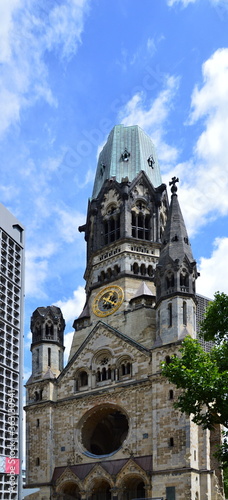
[155,177,198,345]
[30,305,65,379]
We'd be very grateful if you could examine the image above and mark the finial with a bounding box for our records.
[169,176,179,195]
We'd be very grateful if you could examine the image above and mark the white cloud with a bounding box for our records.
[55,286,86,363]
[147,38,156,56]
[0,0,90,137]
[55,286,86,324]
[167,0,228,7]
[170,48,228,235]
[118,75,180,166]
[167,0,197,5]
[25,242,56,298]
[117,48,228,240]
[64,330,74,364]
[197,237,228,298]
[55,208,86,243]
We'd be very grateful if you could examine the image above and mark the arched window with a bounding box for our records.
[169,437,174,447]
[166,273,174,290]
[104,215,120,245]
[79,371,88,387]
[183,301,187,325]
[133,262,139,275]
[94,350,114,386]
[180,270,189,291]
[148,265,153,277]
[165,355,171,365]
[140,264,146,275]
[102,367,106,381]
[45,322,53,339]
[169,389,174,400]
[48,347,51,367]
[118,358,132,379]
[168,303,172,327]
[132,212,150,240]
[126,362,131,374]
[75,370,88,391]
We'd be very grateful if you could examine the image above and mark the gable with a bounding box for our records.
[57,321,150,393]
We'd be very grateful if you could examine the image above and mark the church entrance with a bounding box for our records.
[88,479,112,500]
[57,481,80,499]
[121,478,145,500]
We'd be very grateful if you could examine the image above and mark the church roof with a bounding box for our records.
[158,178,195,267]
[92,124,162,199]
[52,455,152,482]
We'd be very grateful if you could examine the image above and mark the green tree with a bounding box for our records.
[162,292,228,472]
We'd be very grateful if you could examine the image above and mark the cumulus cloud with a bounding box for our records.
[0,0,90,137]
[118,75,180,166]
[117,47,228,244]
[55,286,86,324]
[169,48,228,235]
[55,286,86,362]
[54,208,86,243]
[197,237,228,298]
[25,242,56,298]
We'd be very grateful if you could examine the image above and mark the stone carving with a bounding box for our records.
[101,189,121,216]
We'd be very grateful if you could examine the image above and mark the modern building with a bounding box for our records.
[25,125,224,500]
[0,203,25,499]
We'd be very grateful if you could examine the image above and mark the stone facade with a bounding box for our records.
[25,125,225,500]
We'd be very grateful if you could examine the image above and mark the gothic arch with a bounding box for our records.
[116,461,150,500]
[55,468,82,499]
[74,368,89,391]
[56,480,80,499]
[85,465,114,499]
[92,348,115,383]
[117,354,133,379]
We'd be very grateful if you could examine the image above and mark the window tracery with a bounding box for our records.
[75,369,89,391]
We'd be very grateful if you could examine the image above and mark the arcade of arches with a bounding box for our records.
[55,474,147,500]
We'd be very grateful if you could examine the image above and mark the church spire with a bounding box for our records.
[156,177,198,302]
[158,177,195,268]
[155,178,198,344]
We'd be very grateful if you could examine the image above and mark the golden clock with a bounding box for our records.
[92,285,124,317]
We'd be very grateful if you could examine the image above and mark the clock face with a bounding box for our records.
[92,285,124,317]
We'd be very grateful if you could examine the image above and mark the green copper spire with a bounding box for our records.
[92,124,162,199]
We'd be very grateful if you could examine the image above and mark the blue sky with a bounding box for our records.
[1,0,228,374]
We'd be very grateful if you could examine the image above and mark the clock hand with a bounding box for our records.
[103,296,116,306]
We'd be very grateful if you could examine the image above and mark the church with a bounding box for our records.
[25,125,224,500]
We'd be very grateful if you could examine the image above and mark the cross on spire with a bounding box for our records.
[169,176,179,195]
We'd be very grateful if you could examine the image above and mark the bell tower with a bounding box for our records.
[30,305,65,379]
[74,125,168,344]
[155,177,199,345]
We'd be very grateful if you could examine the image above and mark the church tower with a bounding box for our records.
[70,124,168,354]
[30,305,65,380]
[155,176,198,346]
[25,125,225,500]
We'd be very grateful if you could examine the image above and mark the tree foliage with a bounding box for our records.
[162,292,228,471]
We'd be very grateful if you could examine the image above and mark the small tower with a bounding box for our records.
[155,177,198,345]
[30,305,65,379]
